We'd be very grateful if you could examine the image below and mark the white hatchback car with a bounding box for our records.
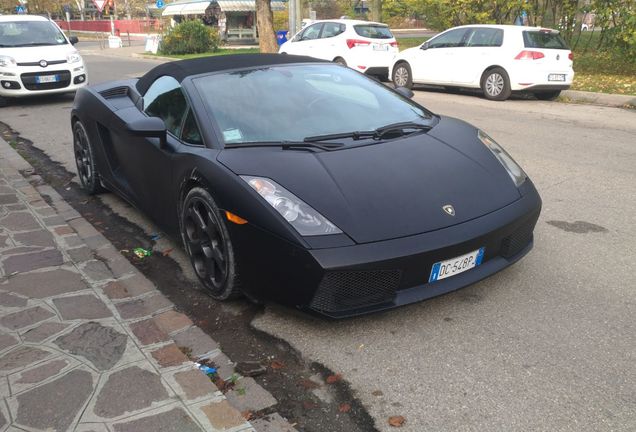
[279,19,398,79]
[0,15,87,107]
[390,25,574,101]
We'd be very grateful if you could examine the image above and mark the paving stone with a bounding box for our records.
[153,310,193,335]
[0,292,27,307]
[54,322,126,371]
[130,319,169,345]
[67,246,94,263]
[251,413,298,432]
[225,377,277,413]
[34,207,56,217]
[2,268,88,298]
[5,203,27,211]
[200,400,246,430]
[103,275,156,300]
[0,333,18,351]
[0,306,54,330]
[54,225,74,236]
[0,212,39,231]
[13,229,55,247]
[205,352,235,380]
[42,215,66,227]
[17,359,68,384]
[173,327,219,359]
[112,408,202,432]
[53,294,112,320]
[0,409,5,428]
[15,369,93,431]
[0,246,44,255]
[0,235,9,247]
[0,186,12,194]
[116,294,172,320]
[84,234,110,250]
[0,346,50,371]
[151,344,189,368]
[93,366,169,418]
[2,249,64,273]
[174,369,218,400]
[82,260,114,282]
[0,194,18,205]
[22,322,69,343]
[63,235,84,248]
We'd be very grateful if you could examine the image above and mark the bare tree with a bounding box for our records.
[255,0,278,53]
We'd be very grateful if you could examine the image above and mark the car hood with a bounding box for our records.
[218,116,521,244]
[0,44,76,62]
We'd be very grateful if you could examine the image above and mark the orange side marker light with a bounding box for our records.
[225,211,248,225]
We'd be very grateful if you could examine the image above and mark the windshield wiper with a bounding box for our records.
[11,42,62,47]
[225,140,344,151]
[305,121,432,143]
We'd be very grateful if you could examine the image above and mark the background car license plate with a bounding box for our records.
[372,43,388,51]
[548,74,566,81]
[36,75,59,84]
[429,247,485,283]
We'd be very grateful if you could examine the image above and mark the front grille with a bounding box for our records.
[310,270,401,314]
[21,70,71,91]
[500,220,535,259]
[16,59,66,67]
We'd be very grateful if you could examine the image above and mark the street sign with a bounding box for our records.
[155,0,164,8]
[15,5,25,13]
[93,0,107,12]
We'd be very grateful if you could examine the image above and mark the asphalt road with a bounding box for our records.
[1,50,635,432]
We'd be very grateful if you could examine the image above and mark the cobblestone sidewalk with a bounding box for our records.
[0,139,294,431]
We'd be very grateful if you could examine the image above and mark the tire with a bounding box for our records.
[72,120,105,194]
[392,62,413,89]
[180,187,240,301]
[534,90,561,101]
[481,67,511,101]
[333,57,347,66]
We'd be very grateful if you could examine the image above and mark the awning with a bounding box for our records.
[162,0,211,16]
[216,0,286,12]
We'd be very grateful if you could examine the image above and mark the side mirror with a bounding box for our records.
[394,86,414,99]
[126,117,167,148]
[69,36,79,45]
[420,41,429,50]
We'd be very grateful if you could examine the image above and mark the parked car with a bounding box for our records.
[390,24,574,101]
[71,54,541,318]
[0,14,87,107]
[279,19,398,80]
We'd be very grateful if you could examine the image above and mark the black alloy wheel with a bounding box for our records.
[181,187,239,300]
[73,121,104,194]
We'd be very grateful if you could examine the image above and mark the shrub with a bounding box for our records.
[160,20,220,55]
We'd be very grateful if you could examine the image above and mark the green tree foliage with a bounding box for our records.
[160,20,220,55]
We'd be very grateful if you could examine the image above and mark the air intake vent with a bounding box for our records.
[99,86,129,99]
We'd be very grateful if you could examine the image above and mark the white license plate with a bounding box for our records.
[36,75,59,84]
[372,43,389,51]
[548,74,566,82]
[429,247,485,283]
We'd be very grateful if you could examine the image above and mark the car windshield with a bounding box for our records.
[354,24,393,39]
[193,64,433,146]
[0,21,68,47]
[523,30,568,49]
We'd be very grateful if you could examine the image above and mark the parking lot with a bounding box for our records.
[1,49,635,431]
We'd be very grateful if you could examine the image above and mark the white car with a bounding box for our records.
[0,15,87,107]
[279,19,398,79]
[390,24,574,101]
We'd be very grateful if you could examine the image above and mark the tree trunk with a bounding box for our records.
[371,0,382,22]
[255,0,278,53]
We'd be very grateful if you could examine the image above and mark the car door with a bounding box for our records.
[412,28,470,84]
[286,23,323,56]
[454,27,504,85]
[318,22,346,60]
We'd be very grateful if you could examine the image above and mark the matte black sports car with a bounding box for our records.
[71,54,541,318]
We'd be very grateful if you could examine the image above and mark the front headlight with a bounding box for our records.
[242,176,342,236]
[67,52,82,63]
[0,56,16,67]
[478,130,527,187]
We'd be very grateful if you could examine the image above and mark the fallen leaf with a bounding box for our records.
[299,378,320,390]
[338,403,351,413]
[242,411,253,420]
[326,373,342,384]
[270,360,284,370]
[388,416,406,427]
[371,390,383,397]
[302,400,318,410]
[162,248,174,256]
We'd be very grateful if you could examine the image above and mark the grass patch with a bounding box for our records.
[154,48,260,59]
[396,37,429,50]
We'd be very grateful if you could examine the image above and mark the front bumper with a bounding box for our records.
[0,63,87,98]
[231,180,541,318]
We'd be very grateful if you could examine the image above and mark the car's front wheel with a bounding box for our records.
[392,62,413,89]
[481,67,511,101]
[534,90,561,101]
[73,120,105,194]
[180,187,240,301]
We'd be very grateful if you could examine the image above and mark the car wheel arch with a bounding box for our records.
[480,65,509,86]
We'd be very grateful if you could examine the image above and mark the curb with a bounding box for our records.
[0,137,297,431]
[560,89,636,109]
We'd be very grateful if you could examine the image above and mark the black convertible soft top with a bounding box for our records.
[136,53,324,95]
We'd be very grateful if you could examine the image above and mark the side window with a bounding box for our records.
[322,22,344,39]
[181,110,203,146]
[428,28,469,48]
[143,76,188,137]
[301,23,323,41]
[466,28,504,47]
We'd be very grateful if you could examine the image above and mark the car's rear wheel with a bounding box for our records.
[181,187,240,301]
[534,90,561,100]
[481,67,511,101]
[73,120,105,194]
[334,57,347,66]
[392,62,413,89]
